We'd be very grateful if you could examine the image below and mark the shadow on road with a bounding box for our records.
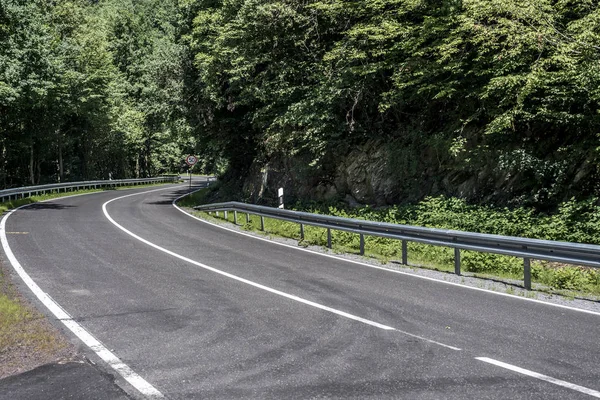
[145,184,209,206]
[21,203,76,211]
[0,361,129,400]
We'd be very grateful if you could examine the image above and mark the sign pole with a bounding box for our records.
[185,155,198,191]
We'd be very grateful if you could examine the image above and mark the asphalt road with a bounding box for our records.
[2,179,600,399]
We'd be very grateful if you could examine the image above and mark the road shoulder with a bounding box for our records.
[0,259,77,379]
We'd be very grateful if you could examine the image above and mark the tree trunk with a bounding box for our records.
[145,137,151,178]
[58,132,64,182]
[29,144,35,185]
[1,140,6,189]
[81,136,88,180]
[36,159,41,185]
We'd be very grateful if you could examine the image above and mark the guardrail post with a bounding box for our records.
[260,216,265,231]
[402,240,408,265]
[524,256,532,290]
[359,234,365,255]
[327,228,332,249]
[246,213,250,224]
[224,211,228,220]
[216,211,219,218]
[233,211,238,225]
[300,223,305,240]
[454,247,461,275]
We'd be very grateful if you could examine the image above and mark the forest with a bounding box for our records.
[0,0,193,185]
[2,0,600,209]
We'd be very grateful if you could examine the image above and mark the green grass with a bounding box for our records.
[182,193,600,298]
[177,185,216,208]
[0,265,70,377]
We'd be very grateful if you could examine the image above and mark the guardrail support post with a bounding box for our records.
[402,240,408,265]
[300,223,305,240]
[246,213,250,224]
[224,211,228,220]
[524,257,531,290]
[359,234,365,255]
[216,211,219,218]
[233,211,238,225]
[260,216,265,231]
[327,228,332,249]
[454,247,461,275]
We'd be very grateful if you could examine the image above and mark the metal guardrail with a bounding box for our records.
[0,176,179,203]
[195,201,600,290]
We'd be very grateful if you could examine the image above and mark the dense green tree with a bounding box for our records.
[0,0,192,187]
[186,0,600,206]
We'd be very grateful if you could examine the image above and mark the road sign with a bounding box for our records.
[185,155,198,166]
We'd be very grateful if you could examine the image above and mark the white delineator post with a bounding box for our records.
[278,187,284,209]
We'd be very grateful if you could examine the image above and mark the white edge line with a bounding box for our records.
[476,357,600,398]
[0,189,170,399]
[104,186,461,351]
[103,190,395,331]
[172,190,600,318]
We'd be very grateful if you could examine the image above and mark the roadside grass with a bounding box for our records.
[177,184,217,208]
[0,261,73,378]
[0,290,71,377]
[0,180,177,377]
[182,190,600,299]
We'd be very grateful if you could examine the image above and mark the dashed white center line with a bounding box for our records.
[104,189,462,351]
[476,357,600,398]
[173,185,600,397]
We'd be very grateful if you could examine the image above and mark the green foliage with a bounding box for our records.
[183,0,600,207]
[0,0,194,188]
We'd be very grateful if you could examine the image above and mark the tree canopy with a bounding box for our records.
[186,0,600,206]
[0,0,192,186]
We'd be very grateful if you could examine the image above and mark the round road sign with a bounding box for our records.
[185,155,198,166]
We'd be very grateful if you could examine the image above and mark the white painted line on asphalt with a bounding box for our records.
[0,204,165,399]
[104,189,461,351]
[172,195,600,318]
[394,329,461,351]
[476,357,600,398]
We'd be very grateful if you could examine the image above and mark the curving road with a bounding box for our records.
[1,180,600,399]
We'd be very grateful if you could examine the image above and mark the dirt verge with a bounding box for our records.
[0,260,77,379]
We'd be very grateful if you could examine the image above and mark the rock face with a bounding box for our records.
[242,140,406,206]
[240,138,599,208]
[334,141,398,206]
